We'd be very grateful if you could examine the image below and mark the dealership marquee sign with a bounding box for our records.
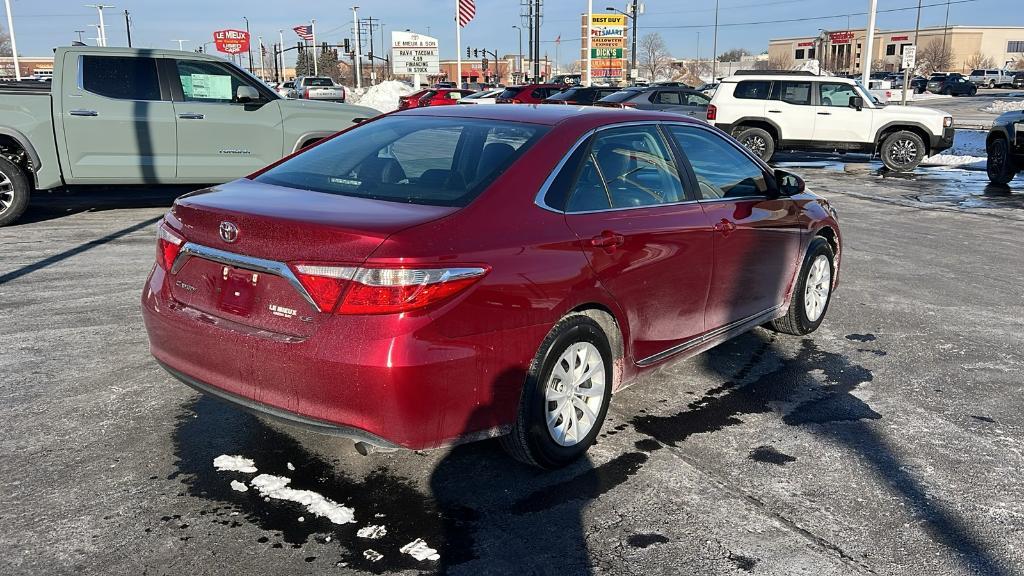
[391,31,440,76]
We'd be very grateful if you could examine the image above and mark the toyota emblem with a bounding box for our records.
[219,221,239,243]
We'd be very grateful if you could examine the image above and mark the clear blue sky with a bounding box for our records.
[4,0,1017,65]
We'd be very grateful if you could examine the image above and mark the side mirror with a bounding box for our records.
[236,85,260,103]
[774,169,805,197]
[849,96,864,111]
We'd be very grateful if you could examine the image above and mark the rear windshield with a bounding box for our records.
[253,117,549,207]
[497,87,522,99]
[304,78,334,87]
[599,89,643,103]
[546,87,585,101]
[970,69,985,76]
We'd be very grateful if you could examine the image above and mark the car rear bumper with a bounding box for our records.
[142,265,545,450]
[931,127,955,154]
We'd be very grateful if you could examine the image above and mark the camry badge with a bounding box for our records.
[219,221,239,243]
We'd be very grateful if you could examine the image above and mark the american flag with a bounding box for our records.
[293,24,314,41]
[457,0,476,28]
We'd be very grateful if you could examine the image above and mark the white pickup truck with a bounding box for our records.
[968,69,1015,88]
[290,76,346,102]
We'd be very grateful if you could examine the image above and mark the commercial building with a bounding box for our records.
[769,25,1024,74]
[0,56,55,80]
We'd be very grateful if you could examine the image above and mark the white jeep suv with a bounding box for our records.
[707,73,954,171]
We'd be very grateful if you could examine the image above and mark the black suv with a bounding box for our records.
[542,86,621,105]
[1013,71,1024,89]
[926,73,977,96]
[986,110,1024,185]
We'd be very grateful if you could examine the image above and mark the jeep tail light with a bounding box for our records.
[156,222,184,271]
[290,264,488,314]
[706,104,717,121]
[943,116,953,128]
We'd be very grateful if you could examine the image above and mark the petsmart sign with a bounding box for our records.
[391,31,440,75]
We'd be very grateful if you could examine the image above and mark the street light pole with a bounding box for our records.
[711,0,719,81]
[606,4,638,84]
[861,0,878,86]
[513,25,523,80]
[172,39,190,51]
[85,4,113,47]
[4,0,21,80]
[352,7,362,89]
[123,10,131,47]
[243,16,252,72]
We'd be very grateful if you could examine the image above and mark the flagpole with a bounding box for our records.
[279,29,285,80]
[455,0,462,88]
[586,0,593,86]
[4,0,21,81]
[311,19,318,75]
[258,36,265,79]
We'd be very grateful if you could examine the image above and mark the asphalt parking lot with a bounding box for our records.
[1,159,1023,575]
[907,88,1022,129]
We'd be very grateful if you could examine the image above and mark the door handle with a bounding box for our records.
[713,219,737,236]
[590,231,625,251]
[178,113,205,120]
[817,112,832,115]
[767,109,781,113]
[69,109,98,117]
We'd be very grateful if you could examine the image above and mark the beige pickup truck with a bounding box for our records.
[0,46,378,226]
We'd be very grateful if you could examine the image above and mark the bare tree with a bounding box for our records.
[718,48,751,63]
[1,26,11,56]
[565,60,581,74]
[965,52,995,70]
[755,54,794,71]
[638,33,672,81]
[917,39,953,74]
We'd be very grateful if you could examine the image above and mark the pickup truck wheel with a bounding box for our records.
[881,131,925,172]
[987,137,1018,185]
[767,237,835,336]
[735,127,775,163]
[0,156,30,227]
[500,315,612,469]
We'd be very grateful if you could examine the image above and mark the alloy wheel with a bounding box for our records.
[0,171,13,215]
[545,342,606,447]
[804,255,832,322]
[889,138,918,166]
[743,135,767,158]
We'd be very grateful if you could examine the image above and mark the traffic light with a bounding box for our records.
[473,49,479,57]
[482,57,489,71]
[321,42,328,54]
[196,46,203,53]
[466,46,471,58]
[344,38,350,53]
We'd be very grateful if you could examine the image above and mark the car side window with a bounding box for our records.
[652,91,682,105]
[80,55,161,101]
[734,80,771,100]
[685,92,709,106]
[818,83,856,107]
[565,126,685,212]
[175,60,261,103]
[667,126,769,200]
[778,81,811,105]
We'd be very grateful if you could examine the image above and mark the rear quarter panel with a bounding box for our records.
[0,92,63,189]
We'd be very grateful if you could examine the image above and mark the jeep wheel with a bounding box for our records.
[0,156,31,227]
[987,137,1018,186]
[881,131,926,172]
[735,127,775,163]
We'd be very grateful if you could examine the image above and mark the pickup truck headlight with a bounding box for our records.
[943,116,954,128]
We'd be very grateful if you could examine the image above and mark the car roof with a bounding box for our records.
[722,74,854,83]
[394,102,706,127]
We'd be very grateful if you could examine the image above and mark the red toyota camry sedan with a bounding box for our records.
[142,105,841,469]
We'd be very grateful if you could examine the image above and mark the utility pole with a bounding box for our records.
[278,29,285,80]
[172,39,189,51]
[861,0,878,86]
[352,7,362,88]
[123,10,131,47]
[711,0,719,81]
[941,0,950,54]
[533,0,541,81]
[4,0,21,80]
[513,25,523,81]
[243,16,252,72]
[85,4,113,47]
[367,16,376,84]
[630,0,638,84]
[525,1,533,82]
[258,36,265,79]
[900,0,923,105]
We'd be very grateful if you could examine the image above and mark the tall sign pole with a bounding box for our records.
[3,0,20,80]
[861,0,878,86]
[711,0,719,81]
[311,19,318,75]
[586,0,593,86]
[278,29,285,79]
[900,0,923,106]
[455,1,462,86]
[352,8,362,88]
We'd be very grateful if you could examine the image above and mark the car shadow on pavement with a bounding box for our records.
[15,185,198,226]
[631,331,1014,576]
[170,367,599,575]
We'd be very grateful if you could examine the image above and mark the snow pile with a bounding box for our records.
[981,99,1024,114]
[249,474,356,525]
[798,59,822,76]
[400,538,440,561]
[922,129,987,169]
[230,480,248,492]
[213,455,258,473]
[356,525,387,539]
[363,550,384,562]
[347,80,415,113]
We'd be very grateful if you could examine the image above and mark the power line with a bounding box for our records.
[637,0,980,30]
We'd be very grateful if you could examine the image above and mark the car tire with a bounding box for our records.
[880,130,926,172]
[500,314,613,469]
[735,127,775,163]
[942,87,952,96]
[988,80,995,89]
[986,136,1018,186]
[767,237,835,336]
[970,87,977,96]
[0,155,31,228]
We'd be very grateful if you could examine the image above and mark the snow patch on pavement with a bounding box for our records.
[400,538,440,561]
[213,455,258,473]
[363,549,384,562]
[249,474,356,525]
[348,80,415,113]
[357,525,387,539]
[922,129,987,169]
[981,100,1024,114]
[230,480,248,492]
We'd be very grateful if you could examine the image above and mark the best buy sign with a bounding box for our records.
[591,48,624,58]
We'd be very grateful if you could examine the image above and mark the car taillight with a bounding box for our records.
[620,102,637,108]
[512,98,523,104]
[156,222,184,271]
[290,264,488,314]
[706,104,717,121]
[304,87,311,98]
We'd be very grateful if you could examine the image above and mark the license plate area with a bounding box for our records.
[218,267,260,316]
